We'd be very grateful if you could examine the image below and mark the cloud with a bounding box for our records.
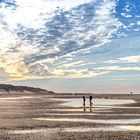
[120,2,134,18]
[104,55,140,64]
[137,21,140,25]
[0,0,133,80]
[0,0,94,30]
[121,13,132,18]
[115,0,140,38]
[119,55,140,63]
[46,69,111,78]
[96,66,140,71]
[56,61,84,68]
[0,52,30,80]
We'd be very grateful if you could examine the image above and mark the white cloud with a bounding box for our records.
[119,55,140,63]
[0,52,29,80]
[96,66,140,71]
[121,2,135,19]
[57,61,84,68]
[0,28,17,53]
[0,0,124,80]
[137,21,140,25]
[105,55,140,64]
[0,0,93,30]
[121,13,132,18]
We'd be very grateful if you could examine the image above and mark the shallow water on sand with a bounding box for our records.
[119,125,140,131]
[46,108,111,112]
[53,98,135,108]
[43,112,140,116]
[34,118,140,125]
[0,96,33,100]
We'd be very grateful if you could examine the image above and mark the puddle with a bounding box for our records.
[45,113,97,116]
[46,108,111,112]
[9,128,59,134]
[47,108,84,112]
[63,126,125,132]
[0,96,33,100]
[96,106,140,109]
[43,112,140,116]
[34,118,140,125]
[53,98,135,108]
[119,125,140,131]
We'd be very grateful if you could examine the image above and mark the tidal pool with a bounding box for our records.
[34,118,140,125]
[0,96,33,100]
[46,108,111,112]
[44,113,140,116]
[119,125,140,131]
[53,98,135,108]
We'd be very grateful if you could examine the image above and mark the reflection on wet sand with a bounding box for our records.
[0,93,139,140]
[34,118,140,125]
[0,96,33,100]
[119,125,140,131]
[63,126,125,132]
[53,98,135,108]
[46,108,111,113]
[41,113,140,116]
[53,97,136,114]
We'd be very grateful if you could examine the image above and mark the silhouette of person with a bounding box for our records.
[89,95,93,112]
[83,96,86,112]
[83,96,86,106]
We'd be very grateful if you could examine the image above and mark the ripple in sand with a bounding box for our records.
[8,126,126,134]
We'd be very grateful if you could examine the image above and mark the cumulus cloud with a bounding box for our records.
[117,1,140,35]
[120,2,134,18]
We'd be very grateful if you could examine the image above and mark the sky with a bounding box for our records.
[0,0,140,93]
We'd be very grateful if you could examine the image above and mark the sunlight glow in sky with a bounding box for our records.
[0,0,140,93]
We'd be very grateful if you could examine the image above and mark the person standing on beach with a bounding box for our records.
[82,96,86,112]
[83,96,86,106]
[89,95,93,111]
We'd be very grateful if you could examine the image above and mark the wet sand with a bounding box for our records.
[0,93,140,140]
